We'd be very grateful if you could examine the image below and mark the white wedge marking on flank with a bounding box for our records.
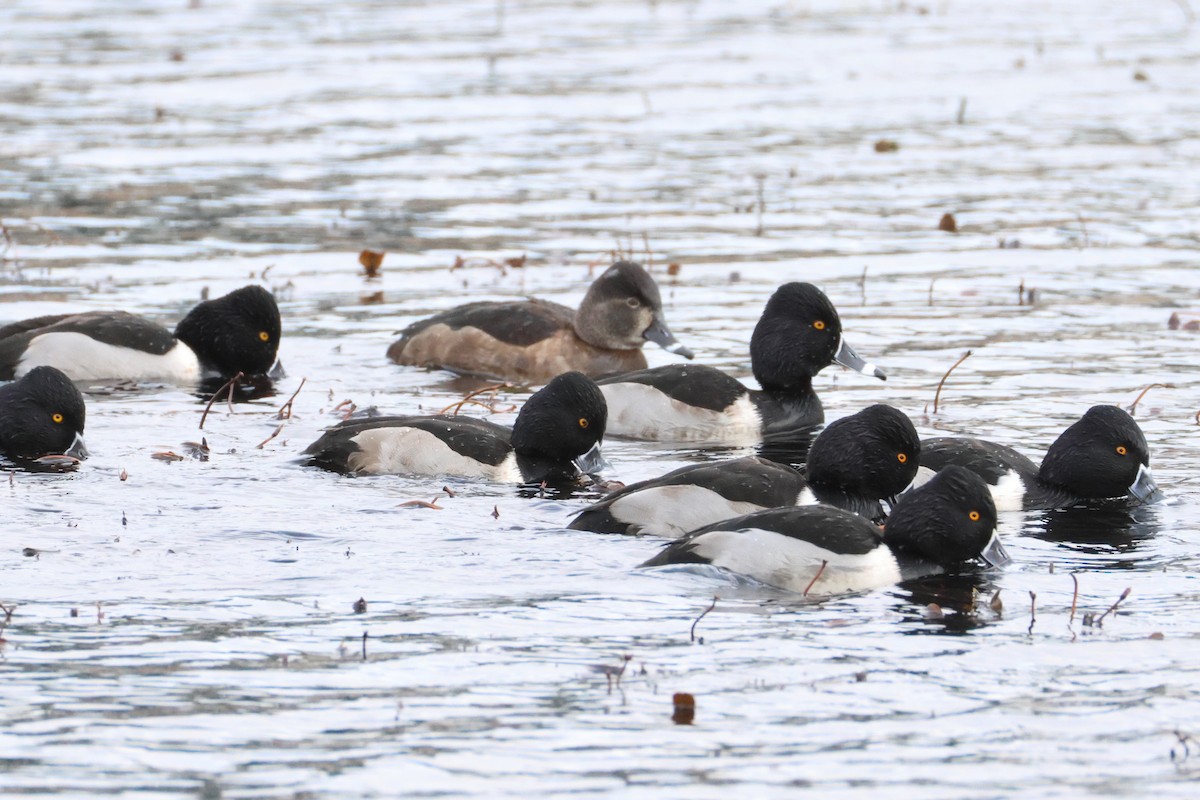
[17,333,201,383]
[599,383,761,444]
[348,427,521,481]
[609,485,768,538]
[689,528,902,595]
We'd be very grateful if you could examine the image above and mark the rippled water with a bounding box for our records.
[3,0,1200,796]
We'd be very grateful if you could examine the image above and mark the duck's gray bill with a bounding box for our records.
[268,360,287,380]
[573,442,609,476]
[833,338,886,381]
[980,532,1012,568]
[643,317,694,360]
[1128,463,1160,504]
[65,432,89,460]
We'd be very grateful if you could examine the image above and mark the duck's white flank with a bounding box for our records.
[687,528,902,595]
[347,426,521,481]
[17,332,202,382]
[600,383,761,443]
[608,484,770,538]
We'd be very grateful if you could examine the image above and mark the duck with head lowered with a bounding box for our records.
[0,366,88,464]
[919,405,1159,511]
[304,371,609,487]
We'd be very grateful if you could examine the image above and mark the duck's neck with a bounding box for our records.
[750,379,823,439]
[515,452,579,487]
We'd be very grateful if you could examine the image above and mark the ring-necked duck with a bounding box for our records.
[0,285,281,383]
[596,282,885,444]
[569,404,920,536]
[0,366,88,462]
[304,371,607,485]
[919,405,1158,511]
[386,260,692,383]
[641,465,1007,596]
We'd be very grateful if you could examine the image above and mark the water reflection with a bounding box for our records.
[893,571,1000,634]
[1024,505,1162,553]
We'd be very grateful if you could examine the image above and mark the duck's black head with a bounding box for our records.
[750,282,884,392]
[174,285,281,379]
[574,261,692,358]
[1039,405,1157,504]
[885,465,1005,568]
[806,404,921,505]
[0,366,88,461]
[511,371,608,482]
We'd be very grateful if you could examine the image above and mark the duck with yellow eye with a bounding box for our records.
[919,405,1160,511]
[570,404,920,538]
[304,371,608,486]
[641,466,1008,597]
[597,282,885,453]
[0,366,88,464]
[0,285,281,384]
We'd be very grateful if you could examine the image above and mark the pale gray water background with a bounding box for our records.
[3,0,1200,796]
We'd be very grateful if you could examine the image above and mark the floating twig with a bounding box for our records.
[1027,591,1037,635]
[1127,383,1173,417]
[397,497,443,510]
[1069,573,1080,624]
[361,631,369,661]
[276,377,306,420]
[199,371,243,430]
[931,350,973,414]
[690,595,718,643]
[803,560,828,596]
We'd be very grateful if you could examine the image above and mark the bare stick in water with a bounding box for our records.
[1095,587,1131,627]
[1127,383,1173,417]
[690,596,718,643]
[199,371,243,430]
[803,560,828,597]
[439,382,513,416]
[276,377,306,420]
[932,350,973,414]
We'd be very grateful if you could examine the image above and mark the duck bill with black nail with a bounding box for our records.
[1128,463,1160,504]
[572,441,609,476]
[642,317,694,360]
[980,531,1012,567]
[833,337,886,381]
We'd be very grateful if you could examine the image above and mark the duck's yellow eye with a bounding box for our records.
[52,413,64,424]
[258,331,270,342]
[969,510,981,521]
[897,453,908,464]
[1116,445,1127,456]
[578,418,589,429]
[813,320,826,330]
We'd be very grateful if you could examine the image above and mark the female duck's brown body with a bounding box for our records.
[387,261,692,384]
